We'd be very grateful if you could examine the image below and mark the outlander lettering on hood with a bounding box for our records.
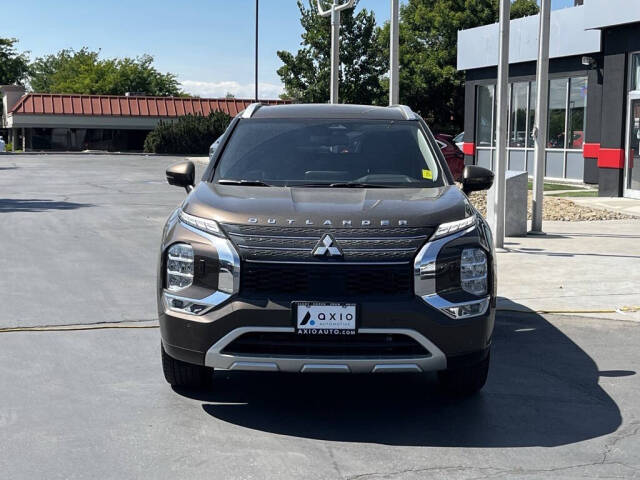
[159,103,497,398]
[246,218,409,226]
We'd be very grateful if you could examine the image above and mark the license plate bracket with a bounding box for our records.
[293,302,357,335]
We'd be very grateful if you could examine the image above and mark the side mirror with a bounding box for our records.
[462,165,494,195]
[166,161,195,193]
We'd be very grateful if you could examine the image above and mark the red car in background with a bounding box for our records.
[435,133,465,181]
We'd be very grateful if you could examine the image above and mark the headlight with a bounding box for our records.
[179,210,223,237]
[166,243,194,291]
[163,215,240,316]
[431,216,476,240]
[460,247,488,296]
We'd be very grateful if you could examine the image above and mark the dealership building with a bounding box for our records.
[0,85,287,152]
[458,0,640,198]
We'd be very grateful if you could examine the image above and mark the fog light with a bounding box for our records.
[164,294,211,315]
[461,248,487,296]
[167,243,194,291]
[441,298,490,319]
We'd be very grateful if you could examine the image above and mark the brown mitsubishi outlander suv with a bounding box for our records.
[158,103,496,396]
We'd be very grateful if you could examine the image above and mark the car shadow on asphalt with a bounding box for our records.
[176,310,623,448]
[0,198,93,213]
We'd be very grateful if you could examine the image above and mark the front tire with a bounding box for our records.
[161,344,212,389]
[438,351,490,397]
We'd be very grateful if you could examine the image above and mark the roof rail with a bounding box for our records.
[390,105,418,120]
[242,103,263,118]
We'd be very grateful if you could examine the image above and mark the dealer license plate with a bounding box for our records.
[294,302,356,335]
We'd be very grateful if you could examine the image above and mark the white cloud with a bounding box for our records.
[181,80,284,100]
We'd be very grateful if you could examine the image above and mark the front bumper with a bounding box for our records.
[159,294,494,372]
[204,326,447,373]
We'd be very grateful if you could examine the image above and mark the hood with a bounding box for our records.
[182,182,472,229]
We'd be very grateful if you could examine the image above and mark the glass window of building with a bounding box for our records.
[631,53,640,91]
[548,78,568,149]
[527,81,537,148]
[509,82,528,147]
[476,85,495,147]
[568,77,587,149]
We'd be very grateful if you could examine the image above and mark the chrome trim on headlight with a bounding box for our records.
[414,224,476,298]
[180,221,240,296]
[162,220,240,315]
[413,223,489,319]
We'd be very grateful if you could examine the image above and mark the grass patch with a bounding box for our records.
[546,190,599,198]
[527,181,585,191]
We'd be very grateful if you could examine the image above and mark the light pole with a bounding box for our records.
[531,0,551,233]
[389,0,400,105]
[255,0,259,102]
[317,0,355,104]
[490,0,510,249]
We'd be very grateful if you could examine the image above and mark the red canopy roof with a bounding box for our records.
[10,93,289,117]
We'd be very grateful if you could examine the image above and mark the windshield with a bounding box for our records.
[213,119,445,188]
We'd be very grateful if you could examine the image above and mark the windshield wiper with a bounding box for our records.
[294,182,391,188]
[217,179,273,187]
[327,182,391,188]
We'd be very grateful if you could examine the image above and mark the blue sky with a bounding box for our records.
[5,0,575,98]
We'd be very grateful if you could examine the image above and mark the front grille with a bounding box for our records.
[221,223,432,263]
[241,262,412,297]
[222,332,430,358]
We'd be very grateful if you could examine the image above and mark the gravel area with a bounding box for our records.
[468,191,634,221]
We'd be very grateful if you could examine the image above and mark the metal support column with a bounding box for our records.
[389,0,400,105]
[491,0,510,249]
[255,0,259,102]
[330,4,340,104]
[317,0,355,104]
[531,0,551,233]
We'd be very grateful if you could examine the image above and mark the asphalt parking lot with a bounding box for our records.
[1,154,639,479]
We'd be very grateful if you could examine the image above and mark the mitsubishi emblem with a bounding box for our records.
[313,234,343,257]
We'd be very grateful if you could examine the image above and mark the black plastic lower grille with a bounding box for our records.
[222,332,429,357]
[241,262,412,297]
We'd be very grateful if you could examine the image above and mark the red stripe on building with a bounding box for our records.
[598,148,625,169]
[583,142,600,159]
[462,142,475,156]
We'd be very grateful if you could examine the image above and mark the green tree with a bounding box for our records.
[144,112,231,154]
[379,0,539,134]
[0,38,30,85]
[379,0,497,133]
[0,37,30,119]
[29,48,181,96]
[509,0,539,19]
[277,0,386,105]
